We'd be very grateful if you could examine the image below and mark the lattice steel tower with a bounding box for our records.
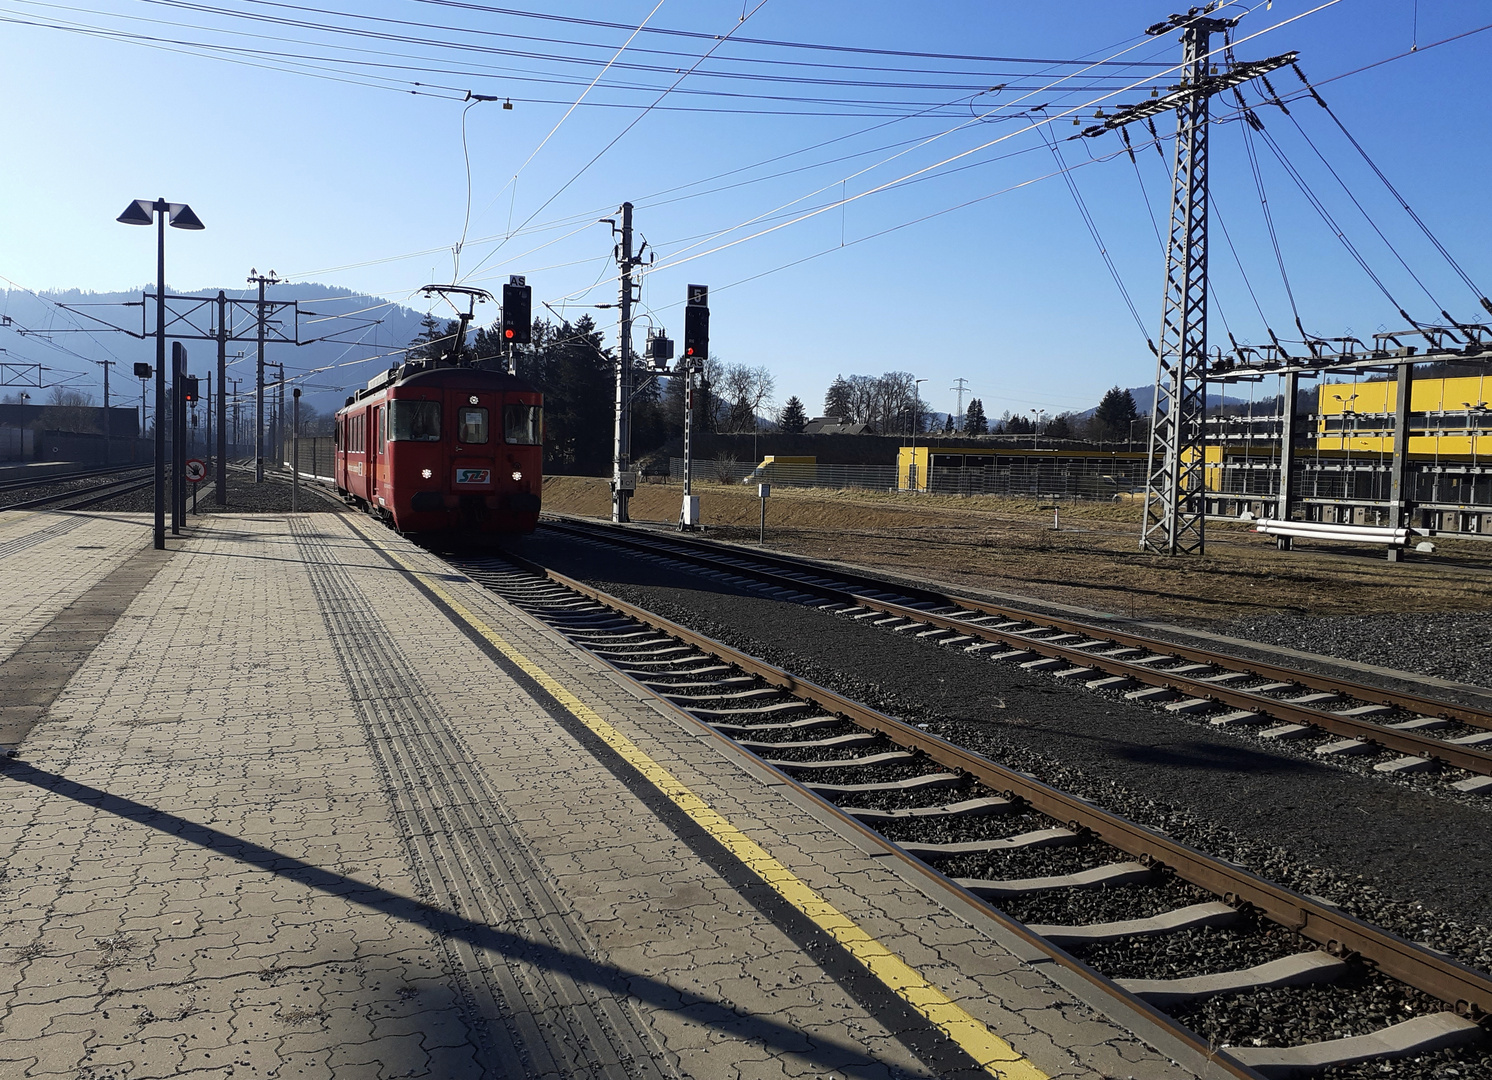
[1079,9,1294,554]
[1141,11,1232,554]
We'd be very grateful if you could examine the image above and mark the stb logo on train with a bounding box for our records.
[455,468,491,485]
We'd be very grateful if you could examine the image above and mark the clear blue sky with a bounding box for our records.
[1,0,1488,421]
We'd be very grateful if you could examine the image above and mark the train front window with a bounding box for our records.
[504,404,541,445]
[458,407,489,444]
[389,400,442,441]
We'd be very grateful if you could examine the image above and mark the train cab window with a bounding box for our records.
[389,400,442,441]
[457,407,489,444]
[378,406,387,452]
[504,404,541,445]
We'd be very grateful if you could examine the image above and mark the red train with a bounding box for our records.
[334,361,542,534]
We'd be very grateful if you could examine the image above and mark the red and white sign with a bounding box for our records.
[184,459,207,483]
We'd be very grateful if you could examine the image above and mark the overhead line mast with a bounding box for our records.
[1077,6,1295,555]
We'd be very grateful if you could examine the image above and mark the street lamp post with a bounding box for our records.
[117,198,204,550]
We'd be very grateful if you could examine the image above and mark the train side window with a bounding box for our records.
[378,406,387,452]
[389,400,442,441]
[458,407,489,444]
[503,403,541,445]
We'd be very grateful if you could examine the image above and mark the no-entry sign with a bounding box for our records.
[185,459,207,483]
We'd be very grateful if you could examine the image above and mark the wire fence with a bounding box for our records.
[280,436,336,479]
[668,458,1145,498]
[925,463,1146,498]
[669,458,897,491]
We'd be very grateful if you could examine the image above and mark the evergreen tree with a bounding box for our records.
[964,398,988,435]
[500,316,615,475]
[405,315,470,363]
[777,395,808,433]
[823,376,852,420]
[1092,386,1139,442]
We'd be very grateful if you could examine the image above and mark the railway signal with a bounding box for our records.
[684,284,709,359]
[182,376,200,404]
[679,283,710,531]
[502,276,532,345]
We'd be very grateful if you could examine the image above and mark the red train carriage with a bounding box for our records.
[335,362,542,534]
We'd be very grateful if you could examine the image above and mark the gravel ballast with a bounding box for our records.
[505,527,1492,952]
[1222,612,1492,692]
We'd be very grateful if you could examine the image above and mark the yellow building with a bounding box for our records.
[897,445,1146,494]
[1316,374,1492,456]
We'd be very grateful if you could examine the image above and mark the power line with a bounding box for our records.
[460,1,775,285]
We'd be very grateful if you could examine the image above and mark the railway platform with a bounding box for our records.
[0,507,1201,1080]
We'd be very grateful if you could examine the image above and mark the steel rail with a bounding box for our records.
[1,473,157,513]
[541,518,1492,774]
[509,555,1492,1021]
[545,515,1492,727]
[0,463,151,494]
[486,559,1262,1080]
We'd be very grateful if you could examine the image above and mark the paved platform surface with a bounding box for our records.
[0,509,1198,1080]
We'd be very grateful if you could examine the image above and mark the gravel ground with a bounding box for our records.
[502,528,1492,954]
[487,536,1492,1078]
[0,466,151,509]
[85,467,343,515]
[1220,612,1492,691]
[474,537,1492,1080]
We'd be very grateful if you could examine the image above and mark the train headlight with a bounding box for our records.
[511,470,523,481]
[422,468,433,479]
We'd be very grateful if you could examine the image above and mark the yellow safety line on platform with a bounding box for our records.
[352,521,1048,1080]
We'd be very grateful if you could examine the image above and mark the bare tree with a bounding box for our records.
[46,387,101,434]
[719,363,775,433]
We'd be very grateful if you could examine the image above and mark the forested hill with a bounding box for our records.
[1,283,431,417]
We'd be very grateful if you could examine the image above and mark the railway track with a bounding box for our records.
[0,466,155,512]
[448,548,1490,1080]
[538,516,1492,794]
[0,462,149,495]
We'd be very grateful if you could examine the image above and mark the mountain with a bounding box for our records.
[1,283,432,420]
[1072,383,1256,419]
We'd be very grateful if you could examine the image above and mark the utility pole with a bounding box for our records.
[292,387,301,512]
[275,362,286,470]
[611,202,643,523]
[171,340,187,534]
[230,377,242,453]
[96,359,114,465]
[204,371,212,490]
[950,377,969,432]
[215,291,228,504]
[248,270,278,482]
[1077,10,1294,555]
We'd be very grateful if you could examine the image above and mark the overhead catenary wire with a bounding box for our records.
[1246,113,1426,334]
[1246,77,1451,319]
[640,2,1343,281]
[1286,63,1492,317]
[460,0,776,285]
[1033,113,1156,355]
